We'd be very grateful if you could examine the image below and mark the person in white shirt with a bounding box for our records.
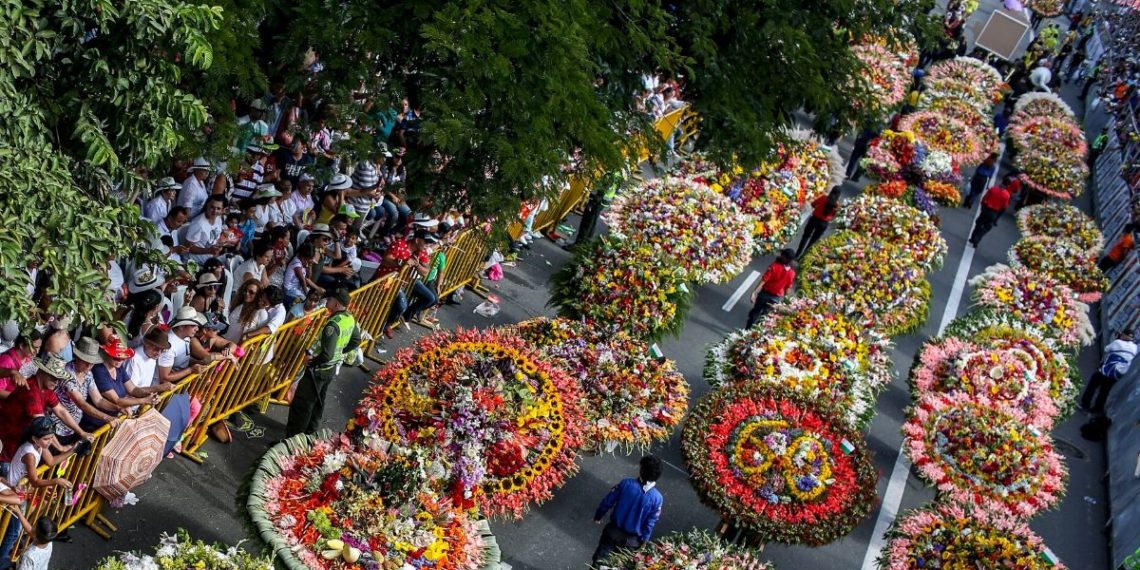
[176,157,212,218]
[253,184,285,230]
[238,286,287,342]
[1081,329,1137,414]
[156,307,208,386]
[125,328,171,392]
[183,195,226,264]
[143,177,180,224]
[14,517,56,570]
[1029,60,1053,92]
[106,258,125,303]
[235,242,274,288]
[289,175,316,227]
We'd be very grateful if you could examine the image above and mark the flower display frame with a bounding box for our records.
[511,318,689,453]
[834,194,947,270]
[351,328,585,519]
[682,384,878,546]
[924,57,1005,107]
[1009,115,1088,158]
[1009,236,1108,303]
[94,531,273,570]
[897,111,986,166]
[1016,203,1104,257]
[903,391,1068,518]
[1015,149,1088,200]
[598,530,774,570]
[969,264,1094,349]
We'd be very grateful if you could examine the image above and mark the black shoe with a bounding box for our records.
[54,531,73,543]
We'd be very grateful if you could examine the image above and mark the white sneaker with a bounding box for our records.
[527,231,544,240]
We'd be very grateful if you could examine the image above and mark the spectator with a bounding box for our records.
[226,280,269,344]
[289,175,317,227]
[122,289,164,348]
[143,177,180,224]
[233,146,273,201]
[284,242,323,309]
[591,455,664,565]
[0,332,43,399]
[126,328,173,393]
[157,308,208,385]
[87,339,159,425]
[155,207,191,263]
[316,174,353,225]
[254,184,286,229]
[1,418,70,570]
[0,355,90,463]
[314,217,356,290]
[1099,224,1136,272]
[14,516,56,570]
[968,182,1012,247]
[40,316,73,364]
[962,152,999,208]
[1029,60,1053,92]
[54,338,119,444]
[993,104,1010,137]
[189,272,224,322]
[190,318,240,367]
[1081,329,1137,414]
[796,187,841,259]
[235,242,274,289]
[276,140,314,188]
[235,100,270,152]
[288,290,324,320]
[240,286,288,343]
[402,232,441,326]
[347,161,383,228]
[184,195,227,264]
[846,129,877,181]
[175,158,212,218]
[746,249,796,328]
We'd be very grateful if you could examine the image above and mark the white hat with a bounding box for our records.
[412,213,439,227]
[153,177,180,196]
[254,183,282,199]
[327,173,352,192]
[128,268,165,294]
[247,144,267,155]
[188,157,211,171]
[310,223,335,238]
[171,306,206,328]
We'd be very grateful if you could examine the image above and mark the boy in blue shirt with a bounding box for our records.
[591,455,664,565]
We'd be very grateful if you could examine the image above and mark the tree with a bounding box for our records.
[0,0,222,328]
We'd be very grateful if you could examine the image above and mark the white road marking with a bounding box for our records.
[722,270,761,312]
[860,145,1002,569]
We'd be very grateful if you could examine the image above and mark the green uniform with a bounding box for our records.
[285,310,361,436]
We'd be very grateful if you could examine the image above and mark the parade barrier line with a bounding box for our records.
[0,228,494,563]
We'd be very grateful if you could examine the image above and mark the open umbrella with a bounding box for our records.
[160,394,191,456]
[94,409,171,505]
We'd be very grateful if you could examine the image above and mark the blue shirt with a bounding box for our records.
[594,478,663,543]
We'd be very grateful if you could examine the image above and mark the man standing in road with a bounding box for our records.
[968,181,1012,248]
[1081,329,1137,415]
[746,248,796,328]
[284,289,361,437]
[591,455,664,566]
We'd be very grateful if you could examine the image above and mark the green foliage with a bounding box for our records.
[93,529,272,569]
[0,0,221,328]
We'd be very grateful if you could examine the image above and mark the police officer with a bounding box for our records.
[284,288,361,437]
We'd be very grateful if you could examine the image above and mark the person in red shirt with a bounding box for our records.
[796,186,841,259]
[746,249,796,328]
[968,182,1012,247]
[1099,223,1136,271]
[0,354,90,463]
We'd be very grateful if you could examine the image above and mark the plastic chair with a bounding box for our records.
[170,285,187,315]
[221,268,235,316]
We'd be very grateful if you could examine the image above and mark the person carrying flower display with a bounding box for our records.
[796,187,841,259]
[284,289,360,437]
[591,455,664,566]
[746,248,796,328]
[969,181,1012,248]
[962,152,998,208]
[1080,329,1137,415]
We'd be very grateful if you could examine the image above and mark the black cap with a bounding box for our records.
[324,288,351,307]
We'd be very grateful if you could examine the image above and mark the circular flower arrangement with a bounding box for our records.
[970,264,1094,349]
[551,239,693,340]
[1009,115,1088,158]
[351,328,584,519]
[904,391,1068,518]
[919,96,1001,157]
[942,310,1079,415]
[511,318,689,453]
[862,130,918,182]
[852,41,916,113]
[878,501,1067,569]
[603,176,755,284]
[704,296,893,428]
[725,162,809,255]
[897,111,985,166]
[909,336,1059,430]
[1017,202,1104,256]
[864,182,941,217]
[1013,92,1076,121]
[834,195,947,270]
[799,232,932,336]
[248,432,502,570]
[1010,236,1108,303]
[914,149,964,186]
[599,530,774,570]
[95,531,273,570]
[1015,150,1088,199]
[925,57,1005,106]
[682,384,878,546]
[1026,0,1064,17]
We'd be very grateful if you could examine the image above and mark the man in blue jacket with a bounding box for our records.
[591,455,664,565]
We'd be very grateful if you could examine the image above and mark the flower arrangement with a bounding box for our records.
[1014,149,1088,200]
[1009,236,1108,303]
[603,176,756,283]
[550,238,693,340]
[903,391,1068,518]
[598,530,774,570]
[682,384,878,545]
[914,149,964,186]
[942,310,1079,415]
[511,318,689,453]
[897,111,985,165]
[852,42,915,113]
[919,96,1001,157]
[878,501,1067,569]
[351,328,584,519]
[94,531,272,570]
[925,57,1005,105]
[704,295,893,428]
[1017,202,1104,257]
[969,264,1095,348]
[674,153,723,186]
[908,336,1059,430]
[1009,115,1088,158]
[1013,92,1076,121]
[864,182,941,217]
[727,162,810,255]
[921,180,961,207]
[862,130,918,182]
[247,432,502,570]
[834,195,947,270]
[799,232,932,336]
[1026,0,1064,17]
[789,132,845,200]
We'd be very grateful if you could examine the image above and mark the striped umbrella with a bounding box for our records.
[94,409,171,503]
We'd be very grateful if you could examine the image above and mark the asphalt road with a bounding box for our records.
[56,65,1112,570]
